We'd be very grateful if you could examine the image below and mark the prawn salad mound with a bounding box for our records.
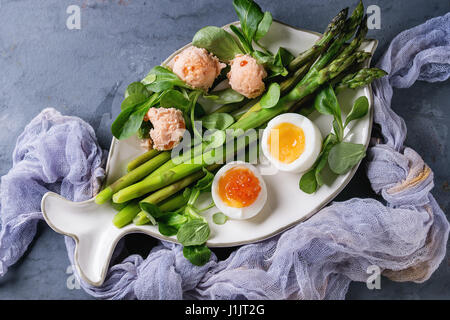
[100,0,387,266]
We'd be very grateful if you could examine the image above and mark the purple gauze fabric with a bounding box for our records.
[1,13,449,299]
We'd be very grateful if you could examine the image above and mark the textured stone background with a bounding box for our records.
[0,0,449,299]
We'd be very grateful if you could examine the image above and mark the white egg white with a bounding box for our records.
[261,113,322,173]
[211,161,267,220]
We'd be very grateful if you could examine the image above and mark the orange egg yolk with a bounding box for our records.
[218,167,261,208]
[268,122,305,164]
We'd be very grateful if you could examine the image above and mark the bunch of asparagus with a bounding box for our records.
[96,0,386,237]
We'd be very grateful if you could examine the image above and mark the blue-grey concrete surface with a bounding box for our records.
[0,0,449,299]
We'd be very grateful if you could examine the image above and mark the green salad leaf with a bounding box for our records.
[233,0,265,46]
[299,133,338,194]
[183,245,211,266]
[160,89,191,113]
[111,92,160,140]
[255,11,273,41]
[274,47,294,67]
[177,219,210,246]
[212,212,228,225]
[301,87,369,192]
[162,212,189,227]
[120,93,149,111]
[260,82,280,109]
[315,134,338,187]
[328,142,366,174]
[137,121,152,139]
[201,113,235,130]
[203,130,227,150]
[344,96,369,127]
[253,47,294,78]
[252,50,273,65]
[229,25,253,54]
[157,211,188,236]
[299,169,318,194]
[266,47,294,77]
[121,81,153,111]
[192,26,244,61]
[142,66,190,92]
[140,202,163,219]
[158,223,178,236]
[124,82,152,99]
[314,84,341,119]
[194,168,215,191]
[203,88,245,105]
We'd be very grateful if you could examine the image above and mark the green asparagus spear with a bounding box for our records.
[133,165,219,225]
[113,200,141,228]
[130,172,204,226]
[280,61,314,96]
[288,7,348,71]
[341,1,365,43]
[145,144,204,180]
[112,148,218,203]
[158,193,189,212]
[304,3,366,77]
[140,168,211,205]
[112,162,204,203]
[133,211,152,226]
[126,149,160,172]
[289,66,387,113]
[212,99,250,114]
[110,200,130,212]
[95,151,171,204]
[334,67,388,94]
[339,15,368,58]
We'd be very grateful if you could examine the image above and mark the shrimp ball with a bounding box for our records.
[227,54,267,99]
[146,107,186,151]
[169,46,225,91]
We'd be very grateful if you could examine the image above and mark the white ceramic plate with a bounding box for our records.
[41,21,377,286]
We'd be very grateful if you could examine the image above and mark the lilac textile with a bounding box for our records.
[0,109,106,276]
[1,13,449,299]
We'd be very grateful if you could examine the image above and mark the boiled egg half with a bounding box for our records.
[261,113,322,173]
[212,161,267,220]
